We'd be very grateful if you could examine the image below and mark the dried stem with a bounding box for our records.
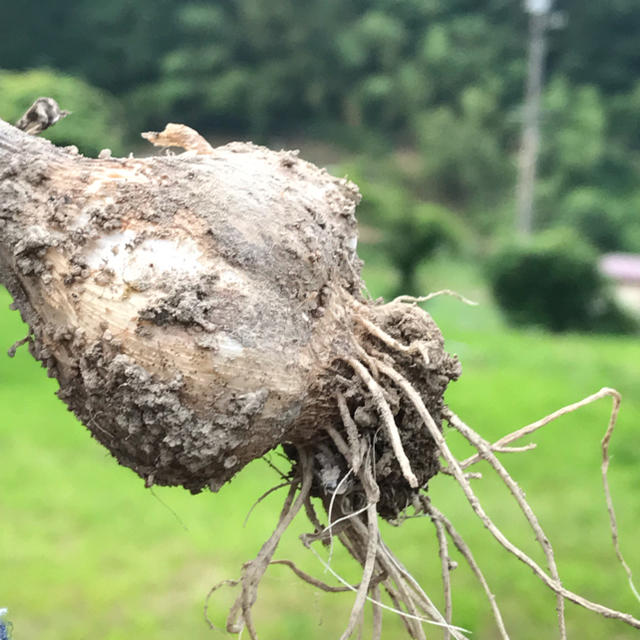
[243,482,291,528]
[325,423,355,466]
[493,443,537,454]
[304,496,326,537]
[382,577,418,638]
[459,387,619,469]
[336,391,365,472]
[432,513,453,639]
[376,361,640,630]
[376,539,469,640]
[340,502,380,640]
[371,584,383,640]
[341,455,381,639]
[425,502,509,640]
[458,386,639,604]
[301,533,466,635]
[375,549,428,640]
[390,289,479,307]
[226,448,314,637]
[600,391,640,603]
[268,559,353,593]
[204,578,240,631]
[355,314,411,353]
[444,408,566,638]
[346,357,419,488]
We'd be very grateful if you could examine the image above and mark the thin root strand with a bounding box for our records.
[346,357,419,488]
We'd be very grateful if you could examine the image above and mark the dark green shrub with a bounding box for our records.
[386,202,465,296]
[489,229,636,333]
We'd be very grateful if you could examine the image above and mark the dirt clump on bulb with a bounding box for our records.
[0,124,459,508]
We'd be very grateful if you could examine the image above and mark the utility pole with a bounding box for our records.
[516,0,552,236]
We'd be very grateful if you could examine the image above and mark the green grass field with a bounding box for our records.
[1,256,639,639]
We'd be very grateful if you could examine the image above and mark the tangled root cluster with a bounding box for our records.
[208,293,640,640]
[310,297,461,521]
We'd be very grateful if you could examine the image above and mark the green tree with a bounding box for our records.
[387,201,464,295]
[489,228,636,333]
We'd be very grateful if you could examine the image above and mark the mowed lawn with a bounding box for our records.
[1,257,639,640]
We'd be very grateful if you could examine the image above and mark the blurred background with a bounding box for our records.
[1,1,640,638]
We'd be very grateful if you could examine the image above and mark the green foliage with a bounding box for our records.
[0,0,183,95]
[412,101,513,212]
[344,157,467,295]
[536,79,607,207]
[0,69,126,156]
[552,0,640,94]
[127,0,528,142]
[386,202,465,295]
[489,229,637,333]
[557,188,630,252]
[134,0,350,135]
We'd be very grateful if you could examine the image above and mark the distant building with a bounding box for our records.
[599,253,640,313]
